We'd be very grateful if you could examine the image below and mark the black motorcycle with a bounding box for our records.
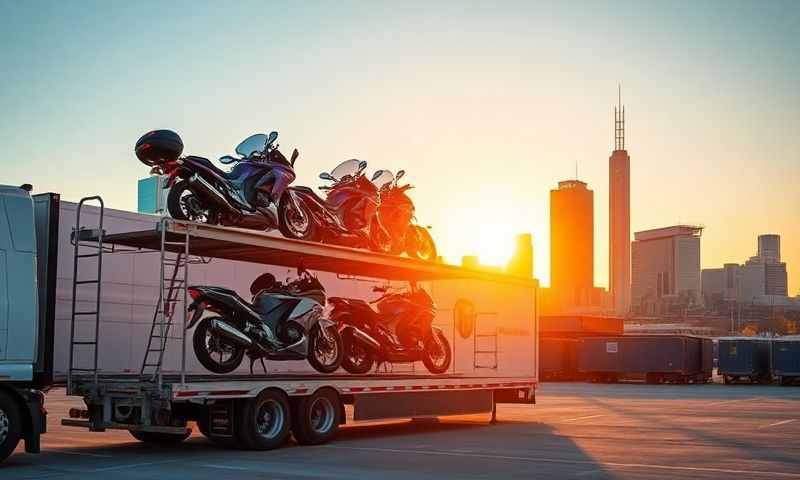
[186,267,342,374]
[330,284,451,374]
[136,130,298,230]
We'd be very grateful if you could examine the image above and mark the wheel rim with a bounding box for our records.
[309,397,335,434]
[347,341,369,368]
[179,189,213,223]
[0,408,8,445]
[426,334,448,369]
[285,203,310,237]
[314,328,339,367]
[256,399,285,440]
[416,231,435,261]
[204,327,238,367]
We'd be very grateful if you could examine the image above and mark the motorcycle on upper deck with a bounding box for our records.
[278,159,391,252]
[135,130,298,230]
[371,169,437,261]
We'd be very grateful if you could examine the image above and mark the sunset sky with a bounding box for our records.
[2,1,798,293]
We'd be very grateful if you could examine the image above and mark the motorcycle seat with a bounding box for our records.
[186,156,237,180]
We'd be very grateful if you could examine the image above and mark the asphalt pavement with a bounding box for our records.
[4,382,800,479]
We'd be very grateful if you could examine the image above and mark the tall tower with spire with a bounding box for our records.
[609,86,631,316]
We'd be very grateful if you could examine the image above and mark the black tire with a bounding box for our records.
[238,390,291,450]
[341,329,375,374]
[167,180,218,224]
[129,430,191,445]
[406,226,437,261]
[278,194,318,241]
[307,324,343,374]
[0,392,22,463]
[193,316,246,374]
[422,329,452,374]
[292,389,341,445]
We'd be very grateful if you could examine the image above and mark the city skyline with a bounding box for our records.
[1,1,798,293]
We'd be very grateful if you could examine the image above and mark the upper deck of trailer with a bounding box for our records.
[96,219,538,287]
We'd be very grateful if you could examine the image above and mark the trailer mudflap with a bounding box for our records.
[494,386,535,404]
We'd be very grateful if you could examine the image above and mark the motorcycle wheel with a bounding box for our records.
[422,329,451,374]
[307,324,343,374]
[341,329,375,374]
[193,316,246,374]
[406,226,437,262]
[368,218,393,254]
[278,194,318,241]
[167,180,218,224]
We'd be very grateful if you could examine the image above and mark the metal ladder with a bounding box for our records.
[140,251,186,380]
[67,196,105,395]
[473,312,499,370]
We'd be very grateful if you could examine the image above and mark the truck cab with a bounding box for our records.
[0,184,56,462]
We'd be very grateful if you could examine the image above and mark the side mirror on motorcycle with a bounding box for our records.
[267,131,279,146]
[357,160,368,174]
[290,148,299,166]
[396,170,405,181]
[219,155,238,164]
[371,170,383,181]
[319,172,335,182]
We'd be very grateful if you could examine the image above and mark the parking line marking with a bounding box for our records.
[705,397,760,407]
[324,445,800,478]
[760,419,797,429]
[562,414,605,422]
[48,449,113,458]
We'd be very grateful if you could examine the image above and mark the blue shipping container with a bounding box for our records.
[771,338,800,386]
[718,338,771,384]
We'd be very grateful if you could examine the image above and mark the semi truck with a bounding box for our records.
[0,185,538,462]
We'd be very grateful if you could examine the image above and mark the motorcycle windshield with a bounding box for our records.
[331,159,363,181]
[371,169,394,189]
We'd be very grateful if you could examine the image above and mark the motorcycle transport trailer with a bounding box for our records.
[53,196,538,450]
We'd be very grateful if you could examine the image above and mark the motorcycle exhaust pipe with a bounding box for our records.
[209,319,253,348]
[349,327,381,351]
[187,174,239,215]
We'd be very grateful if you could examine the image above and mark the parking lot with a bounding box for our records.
[4,383,800,479]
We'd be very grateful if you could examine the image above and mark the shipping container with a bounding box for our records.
[717,337,772,384]
[771,337,800,386]
[539,337,581,381]
[540,315,624,338]
[578,335,712,384]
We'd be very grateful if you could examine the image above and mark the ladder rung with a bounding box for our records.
[70,368,97,372]
[75,280,100,285]
[73,311,98,315]
[72,341,98,345]
[77,253,101,258]
[474,350,497,354]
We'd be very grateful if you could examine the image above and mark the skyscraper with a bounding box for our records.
[631,225,703,314]
[758,234,781,263]
[550,180,594,303]
[609,87,631,315]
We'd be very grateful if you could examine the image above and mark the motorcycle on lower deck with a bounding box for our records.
[135,130,298,230]
[329,284,452,374]
[371,169,437,261]
[277,159,391,252]
[186,267,342,374]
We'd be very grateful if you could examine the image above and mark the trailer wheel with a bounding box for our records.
[292,389,341,445]
[0,392,22,463]
[238,390,291,450]
[129,430,191,445]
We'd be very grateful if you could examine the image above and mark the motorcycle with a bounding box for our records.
[329,283,452,374]
[371,169,437,261]
[186,267,342,374]
[135,129,298,230]
[278,159,391,252]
